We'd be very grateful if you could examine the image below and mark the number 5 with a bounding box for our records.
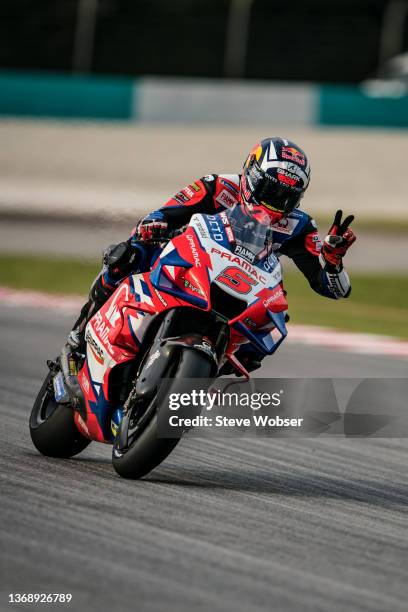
[216,266,256,294]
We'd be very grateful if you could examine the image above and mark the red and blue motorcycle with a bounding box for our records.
[29,205,288,478]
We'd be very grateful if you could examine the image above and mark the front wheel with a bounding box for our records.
[29,372,91,458]
[112,348,213,479]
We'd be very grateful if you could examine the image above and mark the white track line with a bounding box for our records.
[1,286,408,359]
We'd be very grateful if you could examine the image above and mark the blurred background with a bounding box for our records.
[0,0,407,338]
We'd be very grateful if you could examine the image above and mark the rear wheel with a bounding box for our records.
[29,372,91,458]
[112,349,213,479]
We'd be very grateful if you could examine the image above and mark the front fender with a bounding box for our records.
[135,333,218,401]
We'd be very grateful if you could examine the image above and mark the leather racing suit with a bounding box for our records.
[70,174,352,371]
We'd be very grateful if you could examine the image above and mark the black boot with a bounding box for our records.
[67,298,95,354]
[67,241,137,353]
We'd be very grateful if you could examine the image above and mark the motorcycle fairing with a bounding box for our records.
[78,209,288,442]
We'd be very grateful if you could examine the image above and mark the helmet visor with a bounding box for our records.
[247,163,302,214]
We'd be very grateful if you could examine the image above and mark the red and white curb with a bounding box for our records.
[1,286,408,359]
[286,324,408,359]
[0,287,84,312]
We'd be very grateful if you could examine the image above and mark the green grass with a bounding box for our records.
[284,271,408,339]
[0,254,99,296]
[314,216,408,235]
[1,253,407,339]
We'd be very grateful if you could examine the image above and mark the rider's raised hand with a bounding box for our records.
[137,213,169,243]
[320,209,356,269]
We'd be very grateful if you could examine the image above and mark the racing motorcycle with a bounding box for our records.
[29,205,288,479]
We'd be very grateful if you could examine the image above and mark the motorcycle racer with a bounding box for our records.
[68,137,356,373]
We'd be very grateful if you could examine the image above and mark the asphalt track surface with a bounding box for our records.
[1,305,407,612]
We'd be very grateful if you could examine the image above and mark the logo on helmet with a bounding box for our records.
[281,146,305,166]
[277,170,299,187]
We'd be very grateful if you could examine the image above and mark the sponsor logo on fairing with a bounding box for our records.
[211,247,266,283]
[153,287,168,307]
[206,216,225,242]
[193,219,210,241]
[92,311,114,355]
[262,257,282,282]
[191,182,201,192]
[145,350,160,370]
[219,211,236,242]
[186,233,201,267]
[183,278,203,295]
[225,226,235,242]
[263,288,284,307]
[234,244,256,263]
[85,329,105,363]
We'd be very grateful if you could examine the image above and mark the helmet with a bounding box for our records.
[240,137,311,224]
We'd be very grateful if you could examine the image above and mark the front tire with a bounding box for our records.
[29,372,91,458]
[112,349,213,479]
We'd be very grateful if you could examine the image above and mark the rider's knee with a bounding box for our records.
[89,241,136,305]
[89,271,116,305]
[103,242,136,279]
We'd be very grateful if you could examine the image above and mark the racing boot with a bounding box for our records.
[67,299,94,354]
[67,241,137,354]
[67,275,116,354]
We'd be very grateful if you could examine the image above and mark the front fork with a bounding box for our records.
[112,308,230,448]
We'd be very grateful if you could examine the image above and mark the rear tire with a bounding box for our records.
[29,372,91,458]
[112,349,213,479]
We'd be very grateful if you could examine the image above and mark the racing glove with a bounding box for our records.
[320,210,356,271]
[137,212,169,243]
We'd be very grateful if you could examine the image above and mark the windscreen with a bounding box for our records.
[224,204,274,262]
